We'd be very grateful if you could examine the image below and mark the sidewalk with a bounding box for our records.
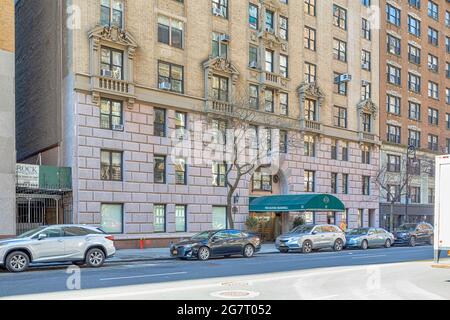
[109,243,278,263]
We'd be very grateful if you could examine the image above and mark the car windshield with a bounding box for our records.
[17,227,47,238]
[397,224,417,232]
[347,228,369,235]
[291,225,314,234]
[191,231,214,240]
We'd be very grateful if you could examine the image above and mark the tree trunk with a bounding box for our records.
[389,202,394,232]
[226,190,235,229]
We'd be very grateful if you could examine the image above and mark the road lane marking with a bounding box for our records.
[351,255,387,259]
[100,271,187,281]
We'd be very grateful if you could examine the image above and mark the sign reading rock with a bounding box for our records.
[16,164,40,188]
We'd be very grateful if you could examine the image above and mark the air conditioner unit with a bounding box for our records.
[428,63,436,70]
[362,62,370,69]
[249,61,258,68]
[213,7,223,16]
[339,74,352,83]
[361,80,370,86]
[265,26,274,33]
[219,34,230,42]
[101,69,113,77]
[159,82,171,90]
[112,124,124,132]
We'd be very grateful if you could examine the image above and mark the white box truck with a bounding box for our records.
[434,155,450,263]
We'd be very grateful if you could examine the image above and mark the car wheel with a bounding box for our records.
[279,248,289,254]
[302,240,313,254]
[197,246,210,261]
[85,248,105,268]
[409,236,416,247]
[384,239,392,248]
[5,251,30,273]
[360,240,369,250]
[243,244,255,258]
[333,239,344,252]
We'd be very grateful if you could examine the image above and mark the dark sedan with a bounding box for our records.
[393,222,434,247]
[170,229,261,261]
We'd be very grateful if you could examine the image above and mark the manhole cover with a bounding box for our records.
[210,290,260,299]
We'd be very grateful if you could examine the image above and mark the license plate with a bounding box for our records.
[280,243,287,247]
[172,249,178,255]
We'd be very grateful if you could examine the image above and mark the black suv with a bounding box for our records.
[393,222,434,247]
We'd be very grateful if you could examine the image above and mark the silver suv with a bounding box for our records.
[276,224,346,253]
[0,225,116,272]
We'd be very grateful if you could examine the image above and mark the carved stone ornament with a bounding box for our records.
[357,99,378,119]
[297,81,325,101]
[89,25,138,51]
[204,57,240,83]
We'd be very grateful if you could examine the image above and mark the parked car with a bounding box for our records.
[170,229,261,261]
[393,222,434,247]
[0,225,116,273]
[275,224,346,254]
[345,228,394,250]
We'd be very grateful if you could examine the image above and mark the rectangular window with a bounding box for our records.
[331,140,337,160]
[175,111,187,140]
[386,4,401,26]
[304,135,315,157]
[280,92,288,116]
[280,55,288,78]
[362,18,371,40]
[158,61,184,93]
[253,168,272,192]
[387,34,401,55]
[304,26,316,51]
[304,62,316,83]
[249,46,258,67]
[334,106,347,128]
[387,124,401,144]
[408,101,421,120]
[212,162,227,187]
[101,203,123,234]
[101,150,122,181]
[386,94,401,115]
[333,5,347,30]
[361,50,371,71]
[304,0,316,16]
[331,173,338,194]
[408,44,421,64]
[249,84,259,109]
[333,39,347,62]
[212,0,228,18]
[265,89,274,113]
[154,108,166,137]
[408,129,421,148]
[100,47,123,80]
[409,0,421,10]
[362,113,372,133]
[342,142,349,161]
[265,10,274,31]
[447,114,450,130]
[101,0,124,29]
[387,64,401,85]
[428,107,439,125]
[362,176,370,196]
[175,205,187,232]
[409,187,421,204]
[408,73,421,93]
[212,75,229,102]
[280,16,288,40]
[212,206,227,230]
[342,174,349,194]
[361,81,371,101]
[428,81,439,99]
[280,130,288,153]
[100,98,123,130]
[387,154,401,172]
[154,155,166,184]
[361,145,371,165]
[154,205,166,233]
[304,98,317,121]
[158,15,184,48]
[174,157,187,185]
[428,27,438,45]
[428,54,439,73]
[334,73,347,95]
[249,3,259,29]
[304,170,315,192]
[265,49,274,73]
[428,188,435,205]
[408,15,421,36]
[212,32,228,59]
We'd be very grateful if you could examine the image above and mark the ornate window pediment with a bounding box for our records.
[203,57,240,84]
[357,99,378,119]
[88,25,138,109]
[297,82,325,102]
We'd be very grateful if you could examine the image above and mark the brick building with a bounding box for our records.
[0,0,16,238]
[16,0,380,247]
[379,0,450,229]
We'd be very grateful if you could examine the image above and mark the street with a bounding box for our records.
[1,245,449,299]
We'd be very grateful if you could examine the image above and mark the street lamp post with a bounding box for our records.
[405,145,417,224]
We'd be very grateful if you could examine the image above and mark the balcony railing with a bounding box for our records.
[92,76,135,97]
[264,72,279,86]
[206,100,234,114]
[300,119,322,133]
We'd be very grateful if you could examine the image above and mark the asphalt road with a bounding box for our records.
[0,245,447,299]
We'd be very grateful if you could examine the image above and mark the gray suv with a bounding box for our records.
[0,225,116,272]
[276,224,346,253]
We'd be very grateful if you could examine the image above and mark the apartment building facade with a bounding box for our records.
[380,0,450,229]
[16,0,380,246]
[0,0,16,238]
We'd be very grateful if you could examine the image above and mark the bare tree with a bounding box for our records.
[374,158,416,231]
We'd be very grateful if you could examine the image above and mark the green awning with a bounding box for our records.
[249,194,345,212]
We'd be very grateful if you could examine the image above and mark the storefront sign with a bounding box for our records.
[16,164,40,188]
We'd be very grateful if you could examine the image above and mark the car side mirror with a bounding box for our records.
[38,233,48,241]
[312,231,318,235]
[211,236,218,242]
